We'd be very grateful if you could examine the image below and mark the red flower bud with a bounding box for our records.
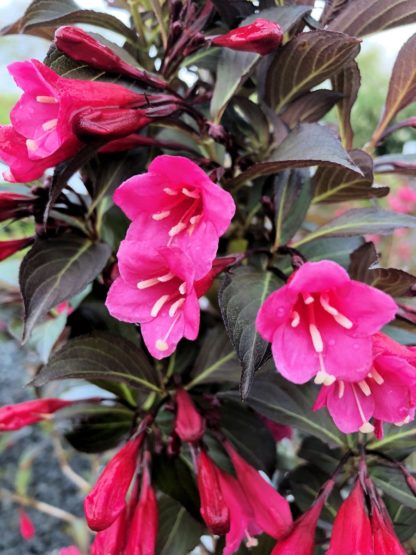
[272,480,334,554]
[0,237,33,262]
[0,192,33,221]
[0,398,73,431]
[84,435,143,531]
[19,510,35,540]
[212,18,283,55]
[225,441,292,539]
[371,502,407,554]
[196,449,230,535]
[91,508,128,555]
[73,108,151,141]
[54,26,167,89]
[174,388,205,442]
[125,464,158,555]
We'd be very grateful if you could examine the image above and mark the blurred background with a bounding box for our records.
[0,0,416,553]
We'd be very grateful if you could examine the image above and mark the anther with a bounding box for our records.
[304,294,314,304]
[320,294,338,316]
[169,222,187,237]
[333,313,353,329]
[163,187,178,195]
[157,272,174,283]
[338,380,345,399]
[291,311,300,328]
[169,298,185,317]
[359,422,375,434]
[155,339,169,351]
[309,324,324,352]
[36,95,58,104]
[358,380,371,397]
[179,282,187,295]
[42,118,58,131]
[137,277,159,289]
[151,295,170,317]
[190,215,201,225]
[182,187,200,199]
[152,210,170,221]
[26,139,38,151]
[370,369,384,385]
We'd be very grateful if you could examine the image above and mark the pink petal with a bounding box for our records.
[105,277,157,323]
[256,286,297,342]
[147,154,211,187]
[287,261,350,294]
[113,173,168,221]
[140,309,186,359]
[200,179,236,237]
[326,383,375,434]
[8,59,58,97]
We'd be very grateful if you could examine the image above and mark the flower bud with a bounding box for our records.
[91,508,128,555]
[84,435,143,531]
[73,107,151,141]
[196,449,230,535]
[371,502,407,554]
[0,237,33,263]
[174,388,205,442]
[212,18,283,55]
[19,510,35,540]
[0,398,73,431]
[0,192,33,222]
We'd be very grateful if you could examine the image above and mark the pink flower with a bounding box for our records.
[217,470,262,554]
[327,481,372,555]
[256,260,397,385]
[225,441,292,539]
[0,237,33,262]
[212,18,283,55]
[105,241,200,359]
[91,508,128,555]
[174,388,205,442]
[0,59,144,182]
[271,480,333,555]
[113,155,235,278]
[0,398,73,431]
[19,510,35,540]
[84,435,143,531]
[125,464,158,555]
[313,333,416,434]
[196,449,230,535]
[371,503,407,554]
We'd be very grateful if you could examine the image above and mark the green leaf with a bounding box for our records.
[281,90,343,129]
[32,332,161,393]
[58,403,133,453]
[312,149,388,203]
[367,422,416,459]
[210,5,312,120]
[264,30,360,112]
[218,267,282,399]
[1,0,135,40]
[293,208,416,248]
[156,496,204,555]
[20,233,111,341]
[274,168,312,246]
[349,242,416,297]
[332,60,361,149]
[230,123,360,189]
[219,399,277,474]
[298,437,344,475]
[235,362,346,448]
[371,466,416,510]
[329,0,416,37]
[186,325,240,389]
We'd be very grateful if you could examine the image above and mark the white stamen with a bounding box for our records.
[309,324,324,353]
[36,95,58,104]
[320,294,338,316]
[291,311,300,328]
[358,380,372,397]
[169,298,185,317]
[42,118,58,131]
[151,294,170,317]
[182,187,200,199]
[163,187,178,195]
[338,380,345,399]
[190,215,202,225]
[314,369,336,386]
[157,272,174,283]
[179,282,187,295]
[395,415,411,427]
[26,139,38,151]
[370,369,384,385]
[304,294,315,305]
[245,531,258,548]
[359,422,375,434]
[333,313,353,329]
[155,339,169,351]
[137,277,159,289]
[169,222,187,237]
[152,210,170,221]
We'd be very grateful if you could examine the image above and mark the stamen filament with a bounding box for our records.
[151,294,170,317]
[309,324,324,352]
[333,313,353,329]
[352,385,374,434]
[137,277,160,289]
[42,118,58,131]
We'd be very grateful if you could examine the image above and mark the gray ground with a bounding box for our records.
[0,340,87,555]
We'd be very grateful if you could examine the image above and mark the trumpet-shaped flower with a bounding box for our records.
[0,59,144,182]
[174,388,205,443]
[256,261,397,385]
[0,398,73,431]
[313,333,416,434]
[212,18,284,55]
[113,155,235,278]
[105,241,200,359]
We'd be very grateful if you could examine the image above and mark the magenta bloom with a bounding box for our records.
[314,333,416,434]
[105,241,200,359]
[174,388,205,443]
[256,261,397,385]
[0,59,143,182]
[0,398,73,431]
[113,155,235,278]
[19,510,35,541]
[84,436,143,531]
[327,481,372,555]
[212,18,283,55]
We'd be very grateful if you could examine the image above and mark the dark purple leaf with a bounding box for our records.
[331,60,361,149]
[281,90,343,129]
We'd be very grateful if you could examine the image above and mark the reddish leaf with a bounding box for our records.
[332,60,361,149]
[281,90,343,129]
